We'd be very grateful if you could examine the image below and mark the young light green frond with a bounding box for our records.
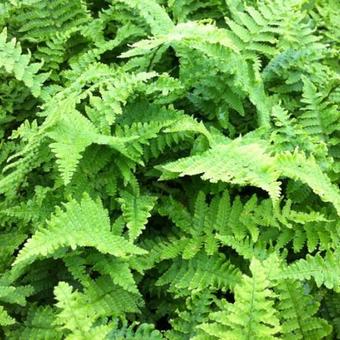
[47,109,97,185]
[0,284,33,306]
[276,251,340,291]
[118,190,157,242]
[198,258,281,340]
[276,279,331,339]
[86,71,157,129]
[0,28,48,97]
[216,234,271,260]
[54,277,142,339]
[117,0,174,36]
[164,115,214,145]
[275,151,340,215]
[54,281,109,339]
[158,138,281,200]
[13,194,146,267]
[0,306,15,326]
[120,21,239,59]
[47,109,135,185]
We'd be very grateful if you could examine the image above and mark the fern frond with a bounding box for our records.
[198,258,281,339]
[156,252,242,294]
[6,306,63,340]
[216,234,271,261]
[0,305,15,326]
[262,49,313,83]
[47,109,135,185]
[163,115,213,145]
[276,251,340,291]
[55,277,141,337]
[13,194,146,268]
[225,0,323,60]
[276,279,331,339]
[158,138,281,200]
[12,0,90,43]
[166,291,214,339]
[86,71,157,129]
[322,291,340,339]
[107,320,164,340]
[0,284,33,306]
[120,21,239,59]
[0,28,48,97]
[54,281,110,339]
[117,0,174,36]
[299,76,339,139]
[118,190,157,242]
[275,151,340,215]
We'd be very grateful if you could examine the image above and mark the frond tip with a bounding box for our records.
[118,190,157,242]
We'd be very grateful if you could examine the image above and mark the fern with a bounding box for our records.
[158,137,281,200]
[89,254,138,294]
[106,321,164,340]
[275,151,340,215]
[117,0,174,36]
[54,281,111,339]
[5,306,63,339]
[156,251,242,294]
[198,258,281,339]
[299,76,339,139]
[118,190,157,242]
[276,251,340,291]
[0,0,339,338]
[165,291,214,339]
[13,194,146,268]
[10,0,90,43]
[47,109,135,185]
[0,306,15,326]
[0,28,48,97]
[275,279,331,339]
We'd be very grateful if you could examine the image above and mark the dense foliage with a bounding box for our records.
[0,0,339,338]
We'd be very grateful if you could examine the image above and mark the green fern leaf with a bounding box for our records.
[0,28,48,97]
[118,190,157,242]
[158,138,281,200]
[300,76,339,138]
[6,306,63,340]
[0,305,15,326]
[156,252,242,293]
[276,251,340,291]
[198,258,281,339]
[89,254,138,294]
[55,277,142,339]
[117,0,174,36]
[47,109,136,185]
[276,279,331,339]
[275,151,340,215]
[13,194,146,267]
